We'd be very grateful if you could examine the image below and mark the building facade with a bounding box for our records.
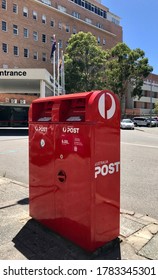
[0,0,123,126]
[0,0,122,74]
[126,73,158,116]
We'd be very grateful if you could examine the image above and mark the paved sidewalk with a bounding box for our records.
[0,176,158,260]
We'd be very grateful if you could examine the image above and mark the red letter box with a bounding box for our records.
[29,90,120,252]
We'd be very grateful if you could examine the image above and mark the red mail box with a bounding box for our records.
[29,90,120,252]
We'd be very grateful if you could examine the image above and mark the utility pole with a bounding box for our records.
[150,80,154,127]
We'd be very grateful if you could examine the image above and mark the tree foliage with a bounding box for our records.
[154,102,158,114]
[104,43,153,101]
[64,32,153,105]
[65,32,106,93]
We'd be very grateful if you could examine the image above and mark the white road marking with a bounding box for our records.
[121,142,158,149]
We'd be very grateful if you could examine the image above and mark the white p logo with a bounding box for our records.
[98,92,116,119]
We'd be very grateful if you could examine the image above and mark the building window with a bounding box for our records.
[103,38,106,45]
[2,43,8,53]
[33,11,37,20]
[85,18,92,24]
[42,34,47,43]
[72,26,77,34]
[50,19,55,27]
[13,46,19,56]
[42,15,46,24]
[33,51,38,60]
[13,24,18,35]
[97,36,100,44]
[42,53,47,62]
[24,48,29,58]
[41,0,51,5]
[13,3,18,13]
[23,7,28,17]
[58,40,62,48]
[24,28,29,38]
[33,31,38,41]
[72,11,80,19]
[96,22,103,29]
[2,0,7,9]
[58,5,66,13]
[2,21,7,31]
[71,0,107,19]
[66,24,70,32]
[112,18,120,25]
[58,21,62,29]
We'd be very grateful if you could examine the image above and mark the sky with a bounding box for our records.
[103,0,158,74]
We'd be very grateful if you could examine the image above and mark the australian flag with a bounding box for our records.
[50,36,56,59]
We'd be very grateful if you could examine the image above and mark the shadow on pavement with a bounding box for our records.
[12,219,121,260]
[0,128,28,137]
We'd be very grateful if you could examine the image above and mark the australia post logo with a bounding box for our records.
[95,160,120,179]
[98,92,116,120]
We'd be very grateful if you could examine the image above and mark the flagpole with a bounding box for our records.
[57,42,60,96]
[53,50,56,96]
[62,51,65,94]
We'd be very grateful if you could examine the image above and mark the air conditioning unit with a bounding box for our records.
[11,99,17,104]
[20,99,26,104]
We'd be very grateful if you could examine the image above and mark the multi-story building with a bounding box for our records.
[0,0,122,73]
[126,73,158,116]
[0,0,122,126]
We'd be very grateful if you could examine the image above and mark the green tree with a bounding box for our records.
[65,32,106,93]
[104,43,153,107]
[154,102,158,114]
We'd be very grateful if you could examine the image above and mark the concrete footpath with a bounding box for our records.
[0,177,158,260]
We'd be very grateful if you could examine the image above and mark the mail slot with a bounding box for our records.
[29,90,120,252]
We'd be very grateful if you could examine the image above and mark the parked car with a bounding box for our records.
[152,117,158,127]
[133,117,156,127]
[120,119,135,129]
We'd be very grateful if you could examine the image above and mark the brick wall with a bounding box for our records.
[0,93,37,105]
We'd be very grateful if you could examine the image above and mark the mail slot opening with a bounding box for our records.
[32,101,53,122]
[59,98,86,122]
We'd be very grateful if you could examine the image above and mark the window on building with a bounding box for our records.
[13,24,18,35]
[13,46,19,56]
[33,11,37,20]
[81,0,85,7]
[71,0,107,19]
[42,34,47,43]
[66,24,70,32]
[24,48,29,58]
[33,51,38,60]
[41,0,51,5]
[96,22,103,29]
[2,21,7,31]
[58,21,62,29]
[2,43,8,53]
[33,31,38,41]
[103,38,106,45]
[42,15,46,24]
[2,0,7,9]
[112,17,120,25]
[58,40,62,48]
[24,28,29,38]
[72,26,77,34]
[85,18,92,24]
[97,36,100,44]
[72,11,80,19]
[58,5,66,13]
[13,3,18,13]
[23,7,28,17]
[50,19,55,27]
[42,53,47,61]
